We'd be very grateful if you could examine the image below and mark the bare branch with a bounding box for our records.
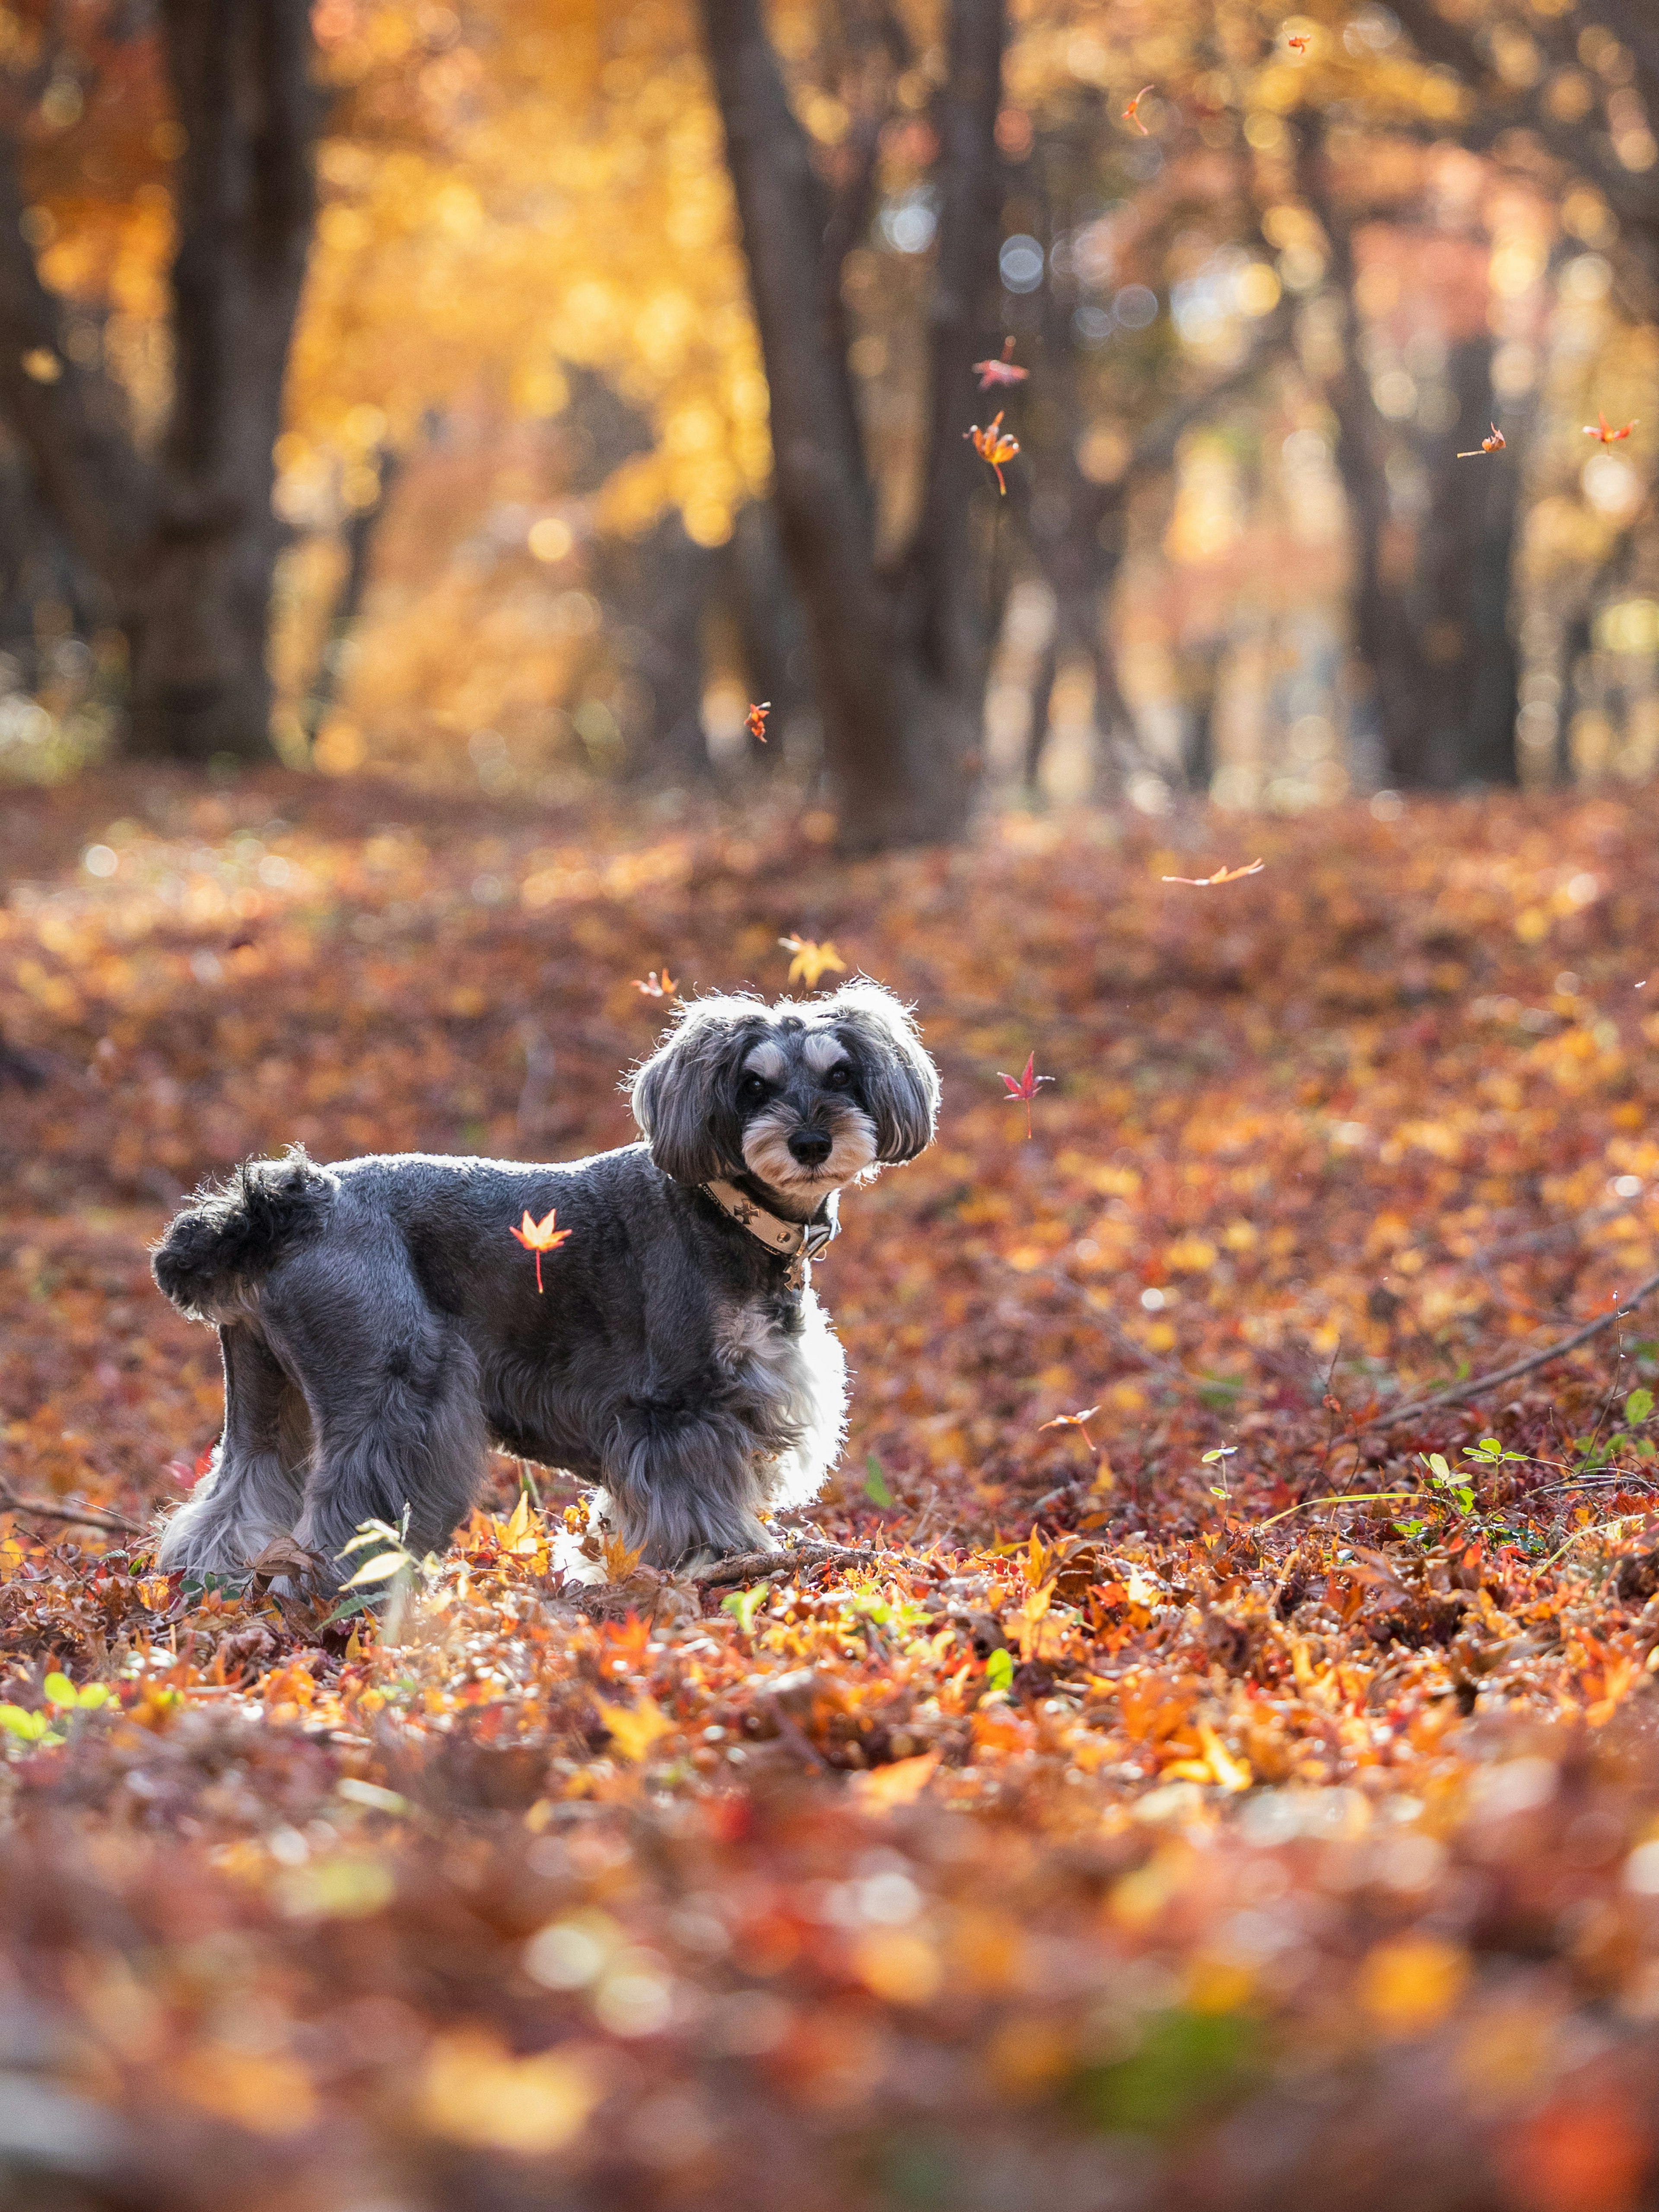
[0,1486,143,1537]
[1363,1264,1659,1435]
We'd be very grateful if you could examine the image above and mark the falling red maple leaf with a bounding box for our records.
[747,701,770,742]
[1122,83,1154,133]
[1457,423,1506,458]
[1040,1405,1102,1450]
[973,337,1030,391]
[1160,858,1265,887]
[965,411,1020,495]
[509,1207,573,1293]
[1585,412,1637,443]
[999,1050,1052,1138]
[1287,32,1310,52]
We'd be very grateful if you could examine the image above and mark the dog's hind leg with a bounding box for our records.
[156,1324,309,1577]
[289,1320,487,1586]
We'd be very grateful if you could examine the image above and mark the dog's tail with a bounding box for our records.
[152,1147,337,1322]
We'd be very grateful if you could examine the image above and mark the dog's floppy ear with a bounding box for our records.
[821,980,940,1163]
[630,995,761,1185]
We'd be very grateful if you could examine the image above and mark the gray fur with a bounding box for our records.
[151,980,938,1587]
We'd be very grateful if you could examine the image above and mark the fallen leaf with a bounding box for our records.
[851,1750,941,1809]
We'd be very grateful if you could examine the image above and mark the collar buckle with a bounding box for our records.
[702,1178,840,1273]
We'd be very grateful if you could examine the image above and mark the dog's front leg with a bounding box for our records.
[604,1401,777,1571]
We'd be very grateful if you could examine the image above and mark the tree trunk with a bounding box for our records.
[303,446,404,745]
[0,1,319,764]
[728,501,812,768]
[1303,134,1519,788]
[699,0,1006,852]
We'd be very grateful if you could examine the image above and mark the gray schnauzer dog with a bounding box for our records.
[150,981,939,1586]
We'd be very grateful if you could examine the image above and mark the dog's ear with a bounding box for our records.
[629,996,760,1184]
[821,981,940,1163]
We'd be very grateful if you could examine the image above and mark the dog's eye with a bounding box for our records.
[740,1074,769,1101]
[825,1064,852,1088]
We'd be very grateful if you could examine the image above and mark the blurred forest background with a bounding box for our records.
[13,13,1659,2206]
[0,0,1656,847]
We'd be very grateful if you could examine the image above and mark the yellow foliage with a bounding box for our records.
[421,2028,603,2154]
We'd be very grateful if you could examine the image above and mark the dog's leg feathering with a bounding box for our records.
[155,1324,308,1577]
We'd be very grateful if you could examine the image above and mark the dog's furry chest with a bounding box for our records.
[713,1281,848,1507]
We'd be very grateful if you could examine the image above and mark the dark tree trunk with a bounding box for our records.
[728,501,812,767]
[1304,135,1519,788]
[698,0,1006,852]
[303,446,404,745]
[592,512,717,782]
[0,1,319,764]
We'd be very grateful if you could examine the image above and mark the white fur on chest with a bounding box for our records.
[715,1283,848,1508]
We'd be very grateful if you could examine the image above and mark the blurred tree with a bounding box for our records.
[0,1,319,762]
[1298,123,1524,787]
[1387,0,1658,296]
[699,0,1007,851]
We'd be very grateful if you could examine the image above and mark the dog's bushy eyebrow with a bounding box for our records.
[803,1031,850,1073]
[805,979,940,1161]
[744,1041,788,1079]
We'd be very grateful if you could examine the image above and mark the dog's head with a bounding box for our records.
[630,980,940,1209]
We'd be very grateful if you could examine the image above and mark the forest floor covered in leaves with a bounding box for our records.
[8,768,1659,2209]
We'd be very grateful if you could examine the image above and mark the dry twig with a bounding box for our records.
[0,1484,142,1536]
[1363,1263,1659,1434]
[688,1541,885,1589]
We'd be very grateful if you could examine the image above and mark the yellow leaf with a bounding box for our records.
[1197,1723,1251,1792]
[851,1928,941,2004]
[342,1551,407,1588]
[779,934,847,988]
[422,2029,602,2154]
[1358,1936,1468,2035]
[851,1750,940,1810]
[600,1529,644,1583]
[597,1695,672,1763]
[178,2048,316,2136]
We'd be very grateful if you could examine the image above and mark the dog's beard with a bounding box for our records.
[741,1102,878,1211]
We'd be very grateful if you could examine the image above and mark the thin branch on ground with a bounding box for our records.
[1361,1264,1659,1435]
[688,1541,887,1589]
[0,1485,142,1536]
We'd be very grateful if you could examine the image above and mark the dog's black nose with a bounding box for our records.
[788,1128,833,1167]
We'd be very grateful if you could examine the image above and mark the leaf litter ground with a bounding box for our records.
[7,772,1659,2208]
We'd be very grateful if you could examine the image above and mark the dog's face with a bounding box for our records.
[630,981,940,1208]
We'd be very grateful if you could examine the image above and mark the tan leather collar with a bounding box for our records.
[702,1179,839,1272]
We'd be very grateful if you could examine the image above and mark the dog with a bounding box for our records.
[149,981,939,1587]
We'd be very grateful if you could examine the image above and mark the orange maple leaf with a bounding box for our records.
[509,1207,572,1293]
[1122,83,1154,132]
[1287,32,1310,52]
[1041,1405,1101,1449]
[965,410,1020,495]
[634,969,677,998]
[999,1050,1052,1138]
[973,336,1030,391]
[747,700,770,742]
[1585,412,1637,443]
[1161,858,1265,887]
[1456,423,1506,458]
[779,934,846,988]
